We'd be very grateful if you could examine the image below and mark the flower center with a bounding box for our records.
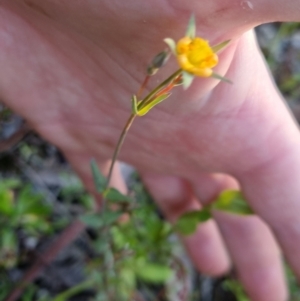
[188,38,216,68]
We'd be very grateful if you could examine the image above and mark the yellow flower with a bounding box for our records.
[176,36,218,77]
[164,15,231,87]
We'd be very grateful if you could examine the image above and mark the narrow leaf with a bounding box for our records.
[182,71,194,89]
[137,93,171,116]
[80,213,104,228]
[90,159,107,193]
[186,14,196,39]
[105,187,133,204]
[174,209,211,235]
[0,228,17,268]
[212,40,231,53]
[80,211,121,228]
[53,281,93,301]
[213,190,253,215]
[164,38,176,55]
[0,189,14,216]
[212,72,233,84]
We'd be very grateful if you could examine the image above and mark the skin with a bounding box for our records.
[1,0,300,300]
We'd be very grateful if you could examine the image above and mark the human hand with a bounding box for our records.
[1,1,300,300]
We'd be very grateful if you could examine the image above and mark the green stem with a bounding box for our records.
[104,69,181,192]
[138,69,182,109]
[98,70,183,295]
[53,280,93,301]
[104,69,181,190]
[105,114,136,190]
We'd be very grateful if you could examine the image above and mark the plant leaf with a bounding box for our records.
[90,159,107,193]
[80,211,122,228]
[0,228,18,268]
[131,95,139,115]
[53,281,93,301]
[0,189,14,216]
[163,38,176,55]
[16,186,50,217]
[182,71,194,89]
[212,40,231,53]
[0,178,21,190]
[80,213,103,228]
[137,93,171,116]
[135,262,173,283]
[174,208,211,235]
[186,14,196,39]
[213,190,253,215]
[223,279,250,301]
[105,187,133,204]
[212,72,233,84]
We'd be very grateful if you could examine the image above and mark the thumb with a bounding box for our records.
[175,0,300,41]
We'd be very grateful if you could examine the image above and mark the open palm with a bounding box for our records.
[1,1,300,300]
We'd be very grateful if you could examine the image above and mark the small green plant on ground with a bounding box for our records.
[79,172,176,301]
[0,178,52,269]
[0,178,54,301]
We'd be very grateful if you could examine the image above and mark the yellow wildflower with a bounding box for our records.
[176,36,218,77]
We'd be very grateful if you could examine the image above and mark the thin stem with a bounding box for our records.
[153,76,180,98]
[137,75,150,98]
[105,69,182,191]
[105,69,182,189]
[101,114,136,284]
[105,114,136,190]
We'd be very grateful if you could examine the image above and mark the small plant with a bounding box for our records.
[82,15,254,300]
[0,178,52,269]
[33,176,176,301]
[102,15,231,196]
[88,14,239,236]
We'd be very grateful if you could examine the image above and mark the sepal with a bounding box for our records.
[185,14,196,39]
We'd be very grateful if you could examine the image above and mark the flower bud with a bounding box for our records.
[147,49,170,75]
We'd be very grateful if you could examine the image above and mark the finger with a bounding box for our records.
[172,0,299,40]
[190,172,239,206]
[230,74,300,284]
[214,212,287,301]
[239,142,300,281]
[141,172,230,276]
[190,172,287,300]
